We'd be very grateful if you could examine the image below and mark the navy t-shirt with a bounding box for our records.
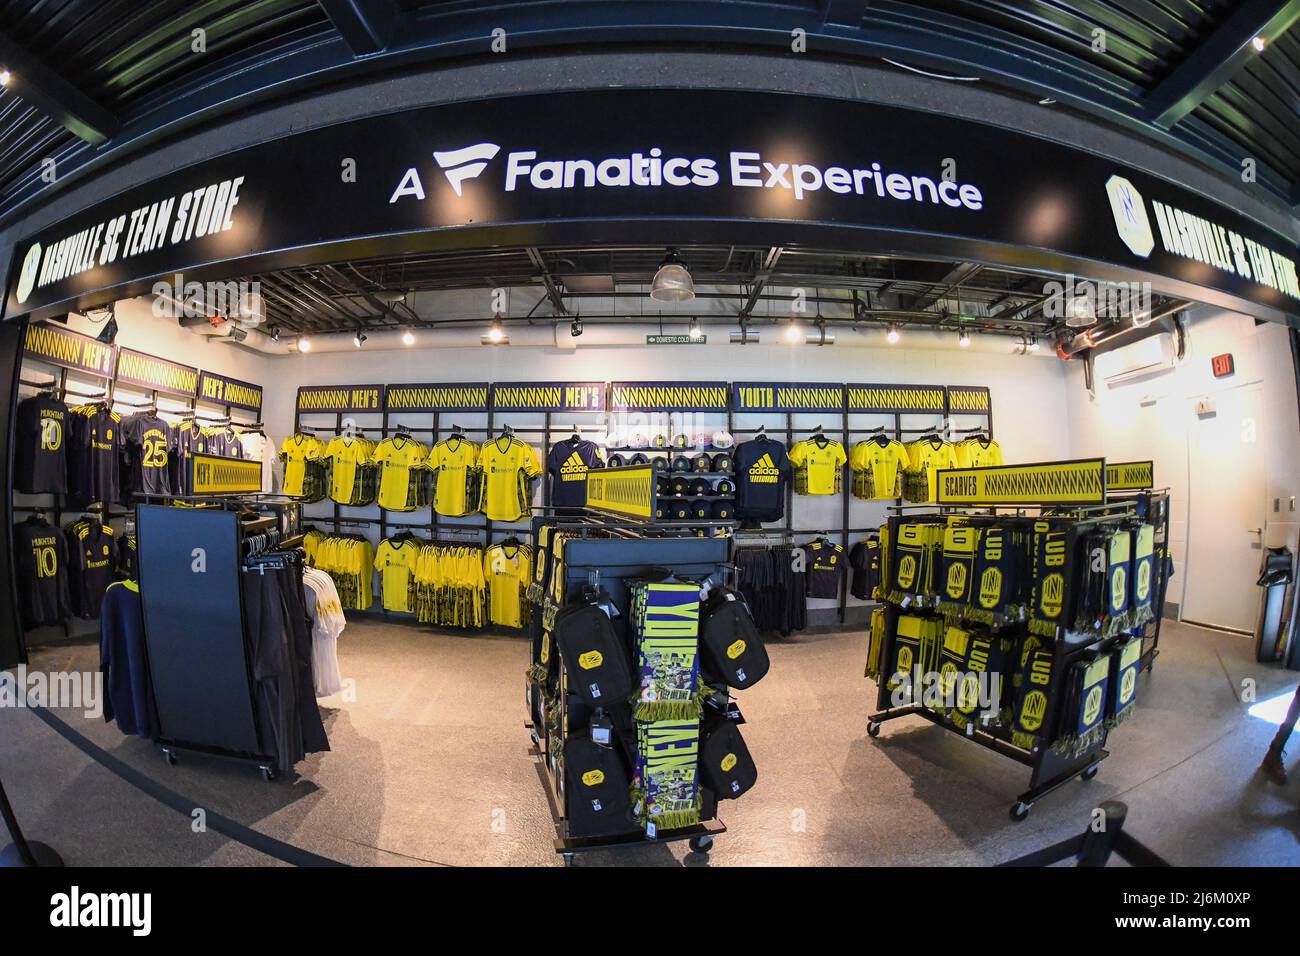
[734,438,790,522]
[547,438,605,509]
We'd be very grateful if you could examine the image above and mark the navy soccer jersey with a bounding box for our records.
[14,395,69,494]
[13,516,72,628]
[733,437,790,523]
[68,521,118,618]
[68,407,122,505]
[546,438,605,509]
[121,413,173,499]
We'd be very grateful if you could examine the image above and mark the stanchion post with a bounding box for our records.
[0,774,64,867]
[1076,800,1127,868]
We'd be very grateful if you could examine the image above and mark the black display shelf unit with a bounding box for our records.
[865,503,1153,822]
[524,516,732,865]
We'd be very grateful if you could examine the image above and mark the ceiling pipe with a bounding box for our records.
[1057,304,1186,358]
[245,322,1056,357]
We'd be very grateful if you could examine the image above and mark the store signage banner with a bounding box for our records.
[22,322,115,376]
[847,383,946,414]
[935,458,1107,505]
[115,347,198,397]
[491,381,605,411]
[586,464,655,518]
[609,381,729,411]
[296,384,386,413]
[196,370,263,413]
[384,382,488,412]
[1106,460,1154,491]
[191,454,263,495]
[732,381,844,412]
[7,91,1297,322]
[947,385,992,414]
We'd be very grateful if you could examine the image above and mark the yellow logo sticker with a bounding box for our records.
[726,639,747,660]
[1039,573,1065,618]
[1020,689,1048,731]
[1083,685,1104,726]
[979,567,1003,608]
[720,753,737,772]
[578,650,603,670]
[581,769,605,786]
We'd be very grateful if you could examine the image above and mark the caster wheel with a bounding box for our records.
[1081,764,1099,782]
[867,721,881,738]
[688,835,714,854]
[163,749,177,766]
[260,766,276,782]
[1009,802,1031,823]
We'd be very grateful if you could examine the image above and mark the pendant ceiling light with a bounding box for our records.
[650,248,695,302]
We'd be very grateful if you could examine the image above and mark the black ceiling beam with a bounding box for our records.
[0,29,119,144]
[526,247,568,314]
[317,0,404,56]
[1144,0,1300,129]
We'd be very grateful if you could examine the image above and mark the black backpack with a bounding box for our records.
[563,733,633,836]
[699,588,770,689]
[554,602,633,707]
[699,720,757,800]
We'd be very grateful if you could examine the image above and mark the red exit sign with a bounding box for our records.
[1211,353,1235,378]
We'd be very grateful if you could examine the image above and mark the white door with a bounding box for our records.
[1182,383,1267,633]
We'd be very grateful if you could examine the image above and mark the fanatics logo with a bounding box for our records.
[1105,174,1155,258]
[433,143,501,196]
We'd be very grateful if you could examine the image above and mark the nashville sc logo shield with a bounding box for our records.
[1105,174,1155,259]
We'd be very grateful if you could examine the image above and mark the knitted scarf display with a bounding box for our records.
[1130,524,1156,627]
[967,524,1028,625]
[631,720,701,834]
[630,581,703,722]
[1010,635,1055,750]
[865,607,886,681]
[936,624,973,715]
[1030,520,1079,637]
[938,522,980,619]
[1104,529,1132,635]
[888,614,942,696]
[950,629,1011,733]
[1074,529,1109,634]
[1050,655,1110,758]
[1105,634,1143,727]
[890,521,943,606]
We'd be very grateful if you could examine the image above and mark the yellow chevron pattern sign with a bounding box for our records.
[732,382,843,411]
[115,348,199,396]
[609,381,729,411]
[847,383,945,413]
[23,322,116,375]
[197,371,263,412]
[492,382,605,411]
[585,464,655,518]
[191,454,263,494]
[1106,460,1154,490]
[384,383,488,412]
[936,458,1106,505]
[297,385,385,412]
[947,386,991,413]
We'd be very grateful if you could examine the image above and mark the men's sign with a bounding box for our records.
[936,458,1107,505]
[1106,460,1154,491]
[115,348,198,397]
[296,384,385,413]
[196,371,263,413]
[7,91,1296,323]
[609,381,729,412]
[22,322,115,376]
[732,382,843,412]
[384,382,488,412]
[492,382,605,411]
[191,454,263,494]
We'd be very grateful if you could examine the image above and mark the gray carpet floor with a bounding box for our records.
[3,617,1299,866]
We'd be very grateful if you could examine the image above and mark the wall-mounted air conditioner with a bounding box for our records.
[1098,332,1177,387]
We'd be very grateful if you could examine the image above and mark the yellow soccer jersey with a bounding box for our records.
[955,437,1004,469]
[478,436,542,521]
[373,435,429,511]
[851,438,910,499]
[325,435,373,503]
[907,437,960,502]
[485,543,532,628]
[280,434,327,496]
[788,438,847,495]
[374,537,421,612]
[429,437,479,516]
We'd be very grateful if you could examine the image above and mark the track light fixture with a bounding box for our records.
[571,317,583,337]
[298,336,312,352]
[958,328,971,348]
[353,331,367,348]
[402,329,415,346]
[484,315,507,345]
[688,317,703,340]
[784,319,802,344]
[886,323,900,344]
[0,70,10,87]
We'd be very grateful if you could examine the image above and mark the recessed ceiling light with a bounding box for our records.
[1252,35,1266,52]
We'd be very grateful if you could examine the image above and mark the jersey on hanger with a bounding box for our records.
[733,438,790,522]
[280,433,327,497]
[850,438,909,499]
[478,436,541,522]
[789,437,847,495]
[546,437,605,509]
[373,435,429,511]
[485,542,532,627]
[68,406,122,505]
[67,520,117,618]
[848,538,881,600]
[325,434,373,503]
[905,437,960,503]
[14,395,69,494]
[201,426,244,459]
[955,436,1004,469]
[13,516,71,628]
[429,436,480,516]
[171,422,209,496]
[374,537,421,612]
[121,413,172,500]
[802,539,846,599]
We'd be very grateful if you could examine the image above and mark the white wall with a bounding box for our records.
[1064,306,1300,618]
